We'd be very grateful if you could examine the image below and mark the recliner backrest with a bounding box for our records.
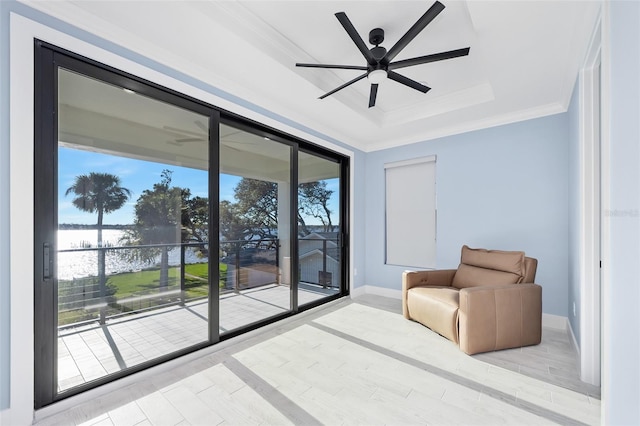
[452,245,526,289]
[523,257,537,283]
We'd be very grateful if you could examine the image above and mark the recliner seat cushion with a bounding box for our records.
[406,286,459,343]
[452,246,525,289]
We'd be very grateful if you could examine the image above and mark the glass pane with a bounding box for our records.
[57,68,210,393]
[219,124,291,333]
[298,152,341,305]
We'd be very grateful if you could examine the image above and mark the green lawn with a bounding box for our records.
[57,263,228,326]
[107,263,227,299]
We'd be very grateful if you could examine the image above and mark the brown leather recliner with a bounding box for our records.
[402,245,542,355]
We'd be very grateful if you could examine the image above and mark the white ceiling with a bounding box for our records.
[25,0,601,152]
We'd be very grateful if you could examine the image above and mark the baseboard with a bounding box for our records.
[353,285,571,332]
[542,313,569,330]
[568,321,581,356]
[351,284,402,300]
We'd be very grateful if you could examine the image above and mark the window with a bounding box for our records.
[385,156,436,268]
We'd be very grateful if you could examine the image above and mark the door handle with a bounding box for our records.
[43,242,51,279]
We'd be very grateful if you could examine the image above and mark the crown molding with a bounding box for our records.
[365,101,567,152]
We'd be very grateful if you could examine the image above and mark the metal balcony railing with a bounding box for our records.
[57,236,339,329]
[58,241,211,328]
[218,238,279,292]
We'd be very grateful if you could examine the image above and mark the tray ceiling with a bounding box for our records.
[23,1,601,152]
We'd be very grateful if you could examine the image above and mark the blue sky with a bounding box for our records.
[59,147,237,224]
[59,147,338,226]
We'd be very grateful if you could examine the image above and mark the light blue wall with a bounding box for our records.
[364,114,570,317]
[606,2,640,424]
[567,79,581,346]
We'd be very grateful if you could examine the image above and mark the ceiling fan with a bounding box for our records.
[296,1,470,108]
[163,120,208,145]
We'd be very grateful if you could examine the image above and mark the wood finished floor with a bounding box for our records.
[36,294,601,426]
[355,294,601,400]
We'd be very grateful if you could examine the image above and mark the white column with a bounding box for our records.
[277,182,291,285]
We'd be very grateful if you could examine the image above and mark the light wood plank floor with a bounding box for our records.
[37,294,601,426]
[355,294,601,399]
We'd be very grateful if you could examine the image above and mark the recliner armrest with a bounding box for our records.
[402,269,456,318]
[458,283,542,355]
[403,269,457,289]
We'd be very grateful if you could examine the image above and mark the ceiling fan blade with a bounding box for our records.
[319,73,368,99]
[368,84,379,108]
[194,120,208,132]
[383,1,445,65]
[296,63,368,71]
[388,47,470,70]
[163,125,206,138]
[388,71,431,93]
[176,138,203,143]
[335,12,377,66]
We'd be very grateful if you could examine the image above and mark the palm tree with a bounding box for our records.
[66,172,132,246]
[66,172,131,323]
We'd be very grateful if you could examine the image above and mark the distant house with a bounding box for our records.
[299,232,340,288]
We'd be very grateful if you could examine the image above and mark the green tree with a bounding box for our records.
[182,195,210,257]
[219,200,252,243]
[219,177,335,242]
[65,172,131,323]
[299,181,335,233]
[233,178,279,240]
[122,170,184,288]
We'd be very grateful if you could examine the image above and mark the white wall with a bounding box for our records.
[604,1,640,424]
[363,114,571,317]
[567,78,582,346]
[351,151,367,289]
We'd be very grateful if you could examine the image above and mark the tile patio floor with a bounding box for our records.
[58,284,334,392]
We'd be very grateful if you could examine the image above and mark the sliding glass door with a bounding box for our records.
[56,67,214,392]
[298,151,344,306]
[34,42,348,408]
[218,123,293,332]
[35,47,217,406]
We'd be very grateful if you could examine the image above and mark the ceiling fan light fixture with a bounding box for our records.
[368,69,387,85]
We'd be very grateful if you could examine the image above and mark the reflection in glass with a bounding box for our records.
[56,69,209,393]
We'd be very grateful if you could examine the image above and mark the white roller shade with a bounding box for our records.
[385,156,436,268]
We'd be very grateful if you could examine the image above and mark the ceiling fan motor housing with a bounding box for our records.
[369,28,384,45]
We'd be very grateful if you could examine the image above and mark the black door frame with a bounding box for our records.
[34,40,220,408]
[33,40,350,408]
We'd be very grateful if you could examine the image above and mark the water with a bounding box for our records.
[57,229,206,280]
